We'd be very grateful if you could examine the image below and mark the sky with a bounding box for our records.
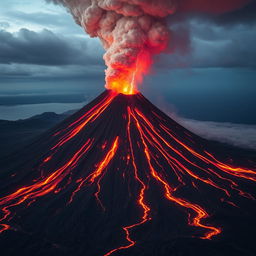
[0,0,256,149]
[0,0,104,92]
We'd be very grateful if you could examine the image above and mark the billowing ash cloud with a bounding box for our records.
[47,0,251,93]
[48,0,176,93]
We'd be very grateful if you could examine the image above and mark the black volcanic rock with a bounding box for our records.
[0,90,255,256]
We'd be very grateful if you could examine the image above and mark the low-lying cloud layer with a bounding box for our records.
[180,118,256,150]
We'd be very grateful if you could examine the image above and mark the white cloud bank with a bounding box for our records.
[178,118,256,150]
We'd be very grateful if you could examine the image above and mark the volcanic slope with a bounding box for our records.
[0,90,255,256]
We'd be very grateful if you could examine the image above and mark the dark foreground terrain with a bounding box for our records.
[0,91,255,256]
[0,111,74,158]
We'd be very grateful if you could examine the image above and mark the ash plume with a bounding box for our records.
[49,0,176,93]
[47,0,251,93]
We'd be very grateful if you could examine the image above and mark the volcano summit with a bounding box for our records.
[0,90,255,256]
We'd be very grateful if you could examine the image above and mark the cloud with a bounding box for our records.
[0,22,10,29]
[157,17,256,69]
[176,117,256,150]
[0,28,105,80]
[157,1,256,69]
[191,22,256,68]
[0,0,255,83]
[209,1,256,26]
[0,63,104,81]
[3,9,84,35]
[178,0,252,14]
[0,28,103,66]
[6,11,70,27]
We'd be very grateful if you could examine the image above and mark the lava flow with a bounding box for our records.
[0,90,255,255]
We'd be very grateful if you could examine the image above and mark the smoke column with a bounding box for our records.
[48,0,251,94]
[48,0,175,94]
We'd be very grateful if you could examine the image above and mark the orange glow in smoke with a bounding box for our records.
[108,79,136,95]
[106,50,152,95]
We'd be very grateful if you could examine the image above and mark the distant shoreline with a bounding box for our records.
[0,102,85,121]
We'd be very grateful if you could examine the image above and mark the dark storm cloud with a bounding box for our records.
[191,25,256,68]
[0,63,103,80]
[210,1,256,26]
[170,0,255,25]
[0,0,255,82]
[178,118,256,150]
[158,1,256,70]
[155,0,256,69]
[0,28,103,66]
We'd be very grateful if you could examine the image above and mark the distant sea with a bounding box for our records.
[0,102,86,121]
[0,91,93,121]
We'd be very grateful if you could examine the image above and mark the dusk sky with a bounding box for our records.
[0,0,256,148]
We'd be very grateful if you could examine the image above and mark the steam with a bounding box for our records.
[48,0,251,93]
[48,0,176,93]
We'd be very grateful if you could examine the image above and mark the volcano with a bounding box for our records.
[0,90,255,256]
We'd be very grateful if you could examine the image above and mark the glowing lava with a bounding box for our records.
[106,50,152,95]
[108,79,136,95]
[0,90,255,255]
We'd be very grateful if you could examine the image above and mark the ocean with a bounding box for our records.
[0,102,86,120]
